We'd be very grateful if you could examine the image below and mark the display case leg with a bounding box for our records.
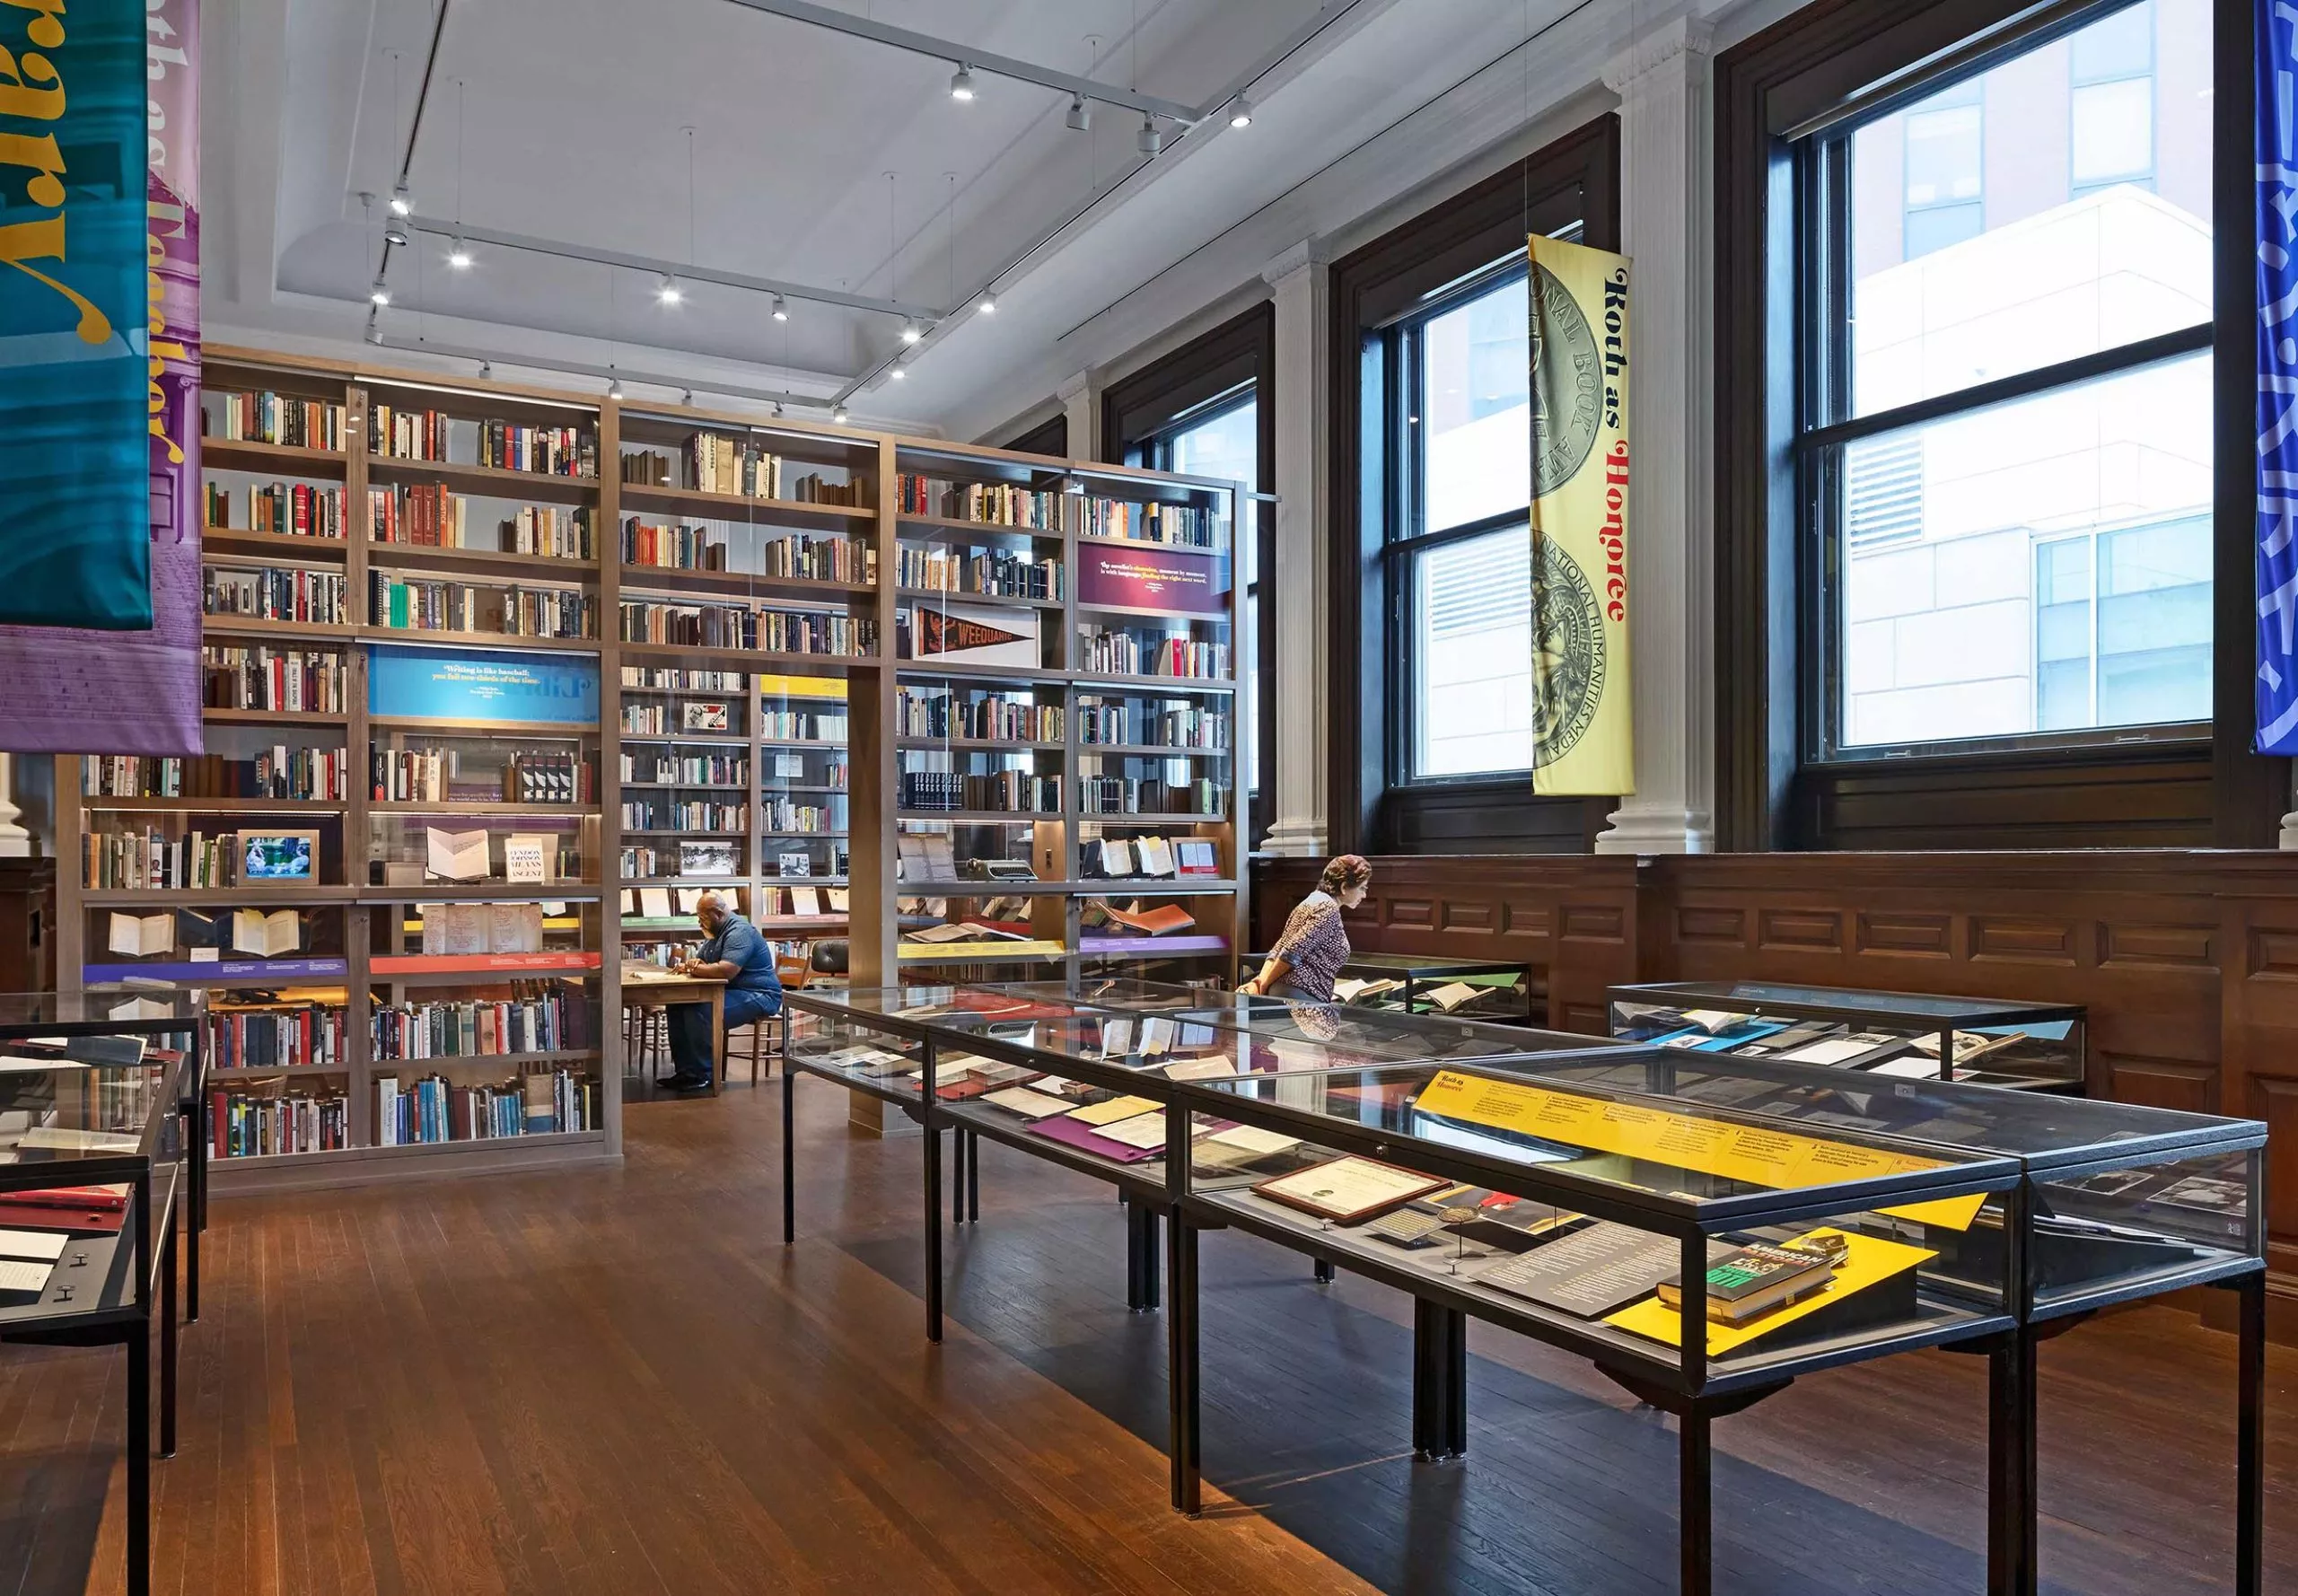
[1313,1257,1335,1284]
[2237,1272,2265,1596]
[780,1063,795,1247]
[159,1222,177,1460]
[1410,1300,1469,1459]
[1166,1211,1200,1515]
[127,1319,150,1596]
[966,1128,980,1222]
[184,1101,202,1322]
[922,1110,943,1344]
[950,1127,967,1226]
[1680,1407,1712,1596]
[1987,1328,2038,1596]
[1126,1199,1162,1312]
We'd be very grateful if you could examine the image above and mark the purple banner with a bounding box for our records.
[0,0,201,754]
[1074,543,1229,616]
[84,958,350,985]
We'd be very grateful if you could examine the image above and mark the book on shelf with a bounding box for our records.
[897,770,1059,813]
[84,747,350,802]
[1174,839,1220,876]
[203,565,348,626]
[896,546,1060,599]
[1084,900,1197,937]
[368,573,596,639]
[1075,696,1229,749]
[206,998,350,1069]
[372,980,589,1060]
[896,687,1061,742]
[206,481,345,539]
[106,912,172,956]
[206,390,346,450]
[373,1066,598,1145]
[895,475,1062,529]
[201,645,346,714]
[895,834,959,883]
[232,907,302,957]
[1074,496,1218,548]
[425,828,493,881]
[209,1082,351,1158]
[1074,774,1220,816]
[84,829,235,890]
[617,599,873,656]
[1075,630,1228,680]
[618,750,749,786]
[370,407,595,478]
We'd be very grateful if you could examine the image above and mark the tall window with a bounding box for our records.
[1383,260,1551,781]
[1155,391,1261,801]
[1806,0,2210,759]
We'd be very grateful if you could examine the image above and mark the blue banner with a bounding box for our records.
[368,645,600,725]
[0,0,152,629]
[2260,2,2298,750]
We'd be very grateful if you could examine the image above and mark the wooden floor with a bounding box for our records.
[1,1076,2293,1595]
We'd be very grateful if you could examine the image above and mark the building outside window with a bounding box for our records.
[1809,0,2209,757]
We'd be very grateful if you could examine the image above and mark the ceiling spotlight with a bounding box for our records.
[978,293,997,314]
[770,293,788,321]
[368,277,390,306]
[364,323,383,346]
[447,236,473,269]
[657,274,683,305]
[949,64,977,101]
[899,318,923,345]
[1137,115,1164,156]
[388,183,412,216]
[1066,93,1091,132]
[681,389,695,406]
[384,220,409,247]
[832,404,849,425]
[1229,98,1254,129]
[774,401,785,418]
[608,371,624,400]
[890,365,908,381]
[479,361,493,380]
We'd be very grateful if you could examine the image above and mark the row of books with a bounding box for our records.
[1075,497,1218,548]
[619,666,748,693]
[898,476,1061,528]
[1074,776,1223,816]
[206,391,346,451]
[1075,697,1229,748]
[368,488,597,560]
[368,574,598,639]
[618,522,877,585]
[206,1004,350,1069]
[204,566,348,626]
[507,750,593,805]
[84,828,236,890]
[83,747,352,802]
[1078,835,1223,879]
[619,752,748,786]
[762,798,842,833]
[1076,631,1230,680]
[374,1068,599,1144]
[899,771,1060,813]
[896,690,1063,743]
[619,800,747,833]
[761,711,846,741]
[618,704,739,737]
[371,986,590,1060]
[210,1086,350,1159]
[206,481,345,539]
[201,645,346,713]
[896,548,1061,600]
[370,408,596,478]
[370,749,594,805]
[617,601,873,656]
[620,443,865,506]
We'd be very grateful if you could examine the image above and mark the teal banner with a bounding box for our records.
[0,0,151,628]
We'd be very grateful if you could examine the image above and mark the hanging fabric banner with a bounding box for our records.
[0,0,203,753]
[2258,1,2298,751]
[1525,233,1634,796]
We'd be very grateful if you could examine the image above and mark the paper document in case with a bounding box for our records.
[426,827,492,881]
[1524,233,1634,797]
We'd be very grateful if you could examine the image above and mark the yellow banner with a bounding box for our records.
[1525,235,1634,795]
[1409,1071,1987,1231]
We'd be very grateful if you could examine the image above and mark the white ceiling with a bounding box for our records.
[203,0,1785,431]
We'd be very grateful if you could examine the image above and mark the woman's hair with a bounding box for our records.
[1318,854,1372,897]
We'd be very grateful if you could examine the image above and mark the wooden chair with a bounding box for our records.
[740,950,814,1084]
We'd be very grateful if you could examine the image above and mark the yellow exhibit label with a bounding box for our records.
[757,672,848,700]
[1409,1072,1987,1231]
[1603,1229,1937,1354]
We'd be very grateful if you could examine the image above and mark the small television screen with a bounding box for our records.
[239,830,318,881]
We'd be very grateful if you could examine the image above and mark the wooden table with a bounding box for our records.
[619,966,727,1094]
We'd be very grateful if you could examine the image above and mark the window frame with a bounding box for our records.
[1793,0,2214,770]
[1714,0,2266,851]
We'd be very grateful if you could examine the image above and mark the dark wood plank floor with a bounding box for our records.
[0,1076,2291,1595]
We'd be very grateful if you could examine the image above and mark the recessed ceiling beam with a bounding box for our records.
[369,333,839,411]
[406,215,944,320]
[721,0,1203,124]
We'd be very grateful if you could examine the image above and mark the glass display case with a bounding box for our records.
[1607,979,2085,1091]
[1238,951,1537,1022]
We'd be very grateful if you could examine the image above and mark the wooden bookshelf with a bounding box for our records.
[58,346,1245,1180]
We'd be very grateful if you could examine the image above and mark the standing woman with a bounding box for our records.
[1240,855,1372,1002]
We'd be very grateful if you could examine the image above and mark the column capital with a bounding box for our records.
[1601,14,1715,98]
[1056,369,1098,404]
[1260,237,1331,289]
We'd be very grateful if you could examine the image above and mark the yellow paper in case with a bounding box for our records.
[1602,1229,1938,1354]
[1408,1071,1988,1231]
[1067,1094,1162,1127]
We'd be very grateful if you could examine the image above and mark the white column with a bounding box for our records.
[0,755,30,857]
[1260,239,1331,858]
[1059,370,1101,463]
[1594,19,1717,855]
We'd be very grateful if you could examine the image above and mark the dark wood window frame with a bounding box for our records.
[1715,0,2275,850]
[1324,113,1621,855]
[1100,303,1277,848]
[998,411,1067,458]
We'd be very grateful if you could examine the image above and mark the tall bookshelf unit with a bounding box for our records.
[57,347,1243,1188]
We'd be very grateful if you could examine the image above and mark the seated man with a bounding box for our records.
[662,890,783,1092]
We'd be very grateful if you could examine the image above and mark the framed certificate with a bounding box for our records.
[1252,1156,1449,1224]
